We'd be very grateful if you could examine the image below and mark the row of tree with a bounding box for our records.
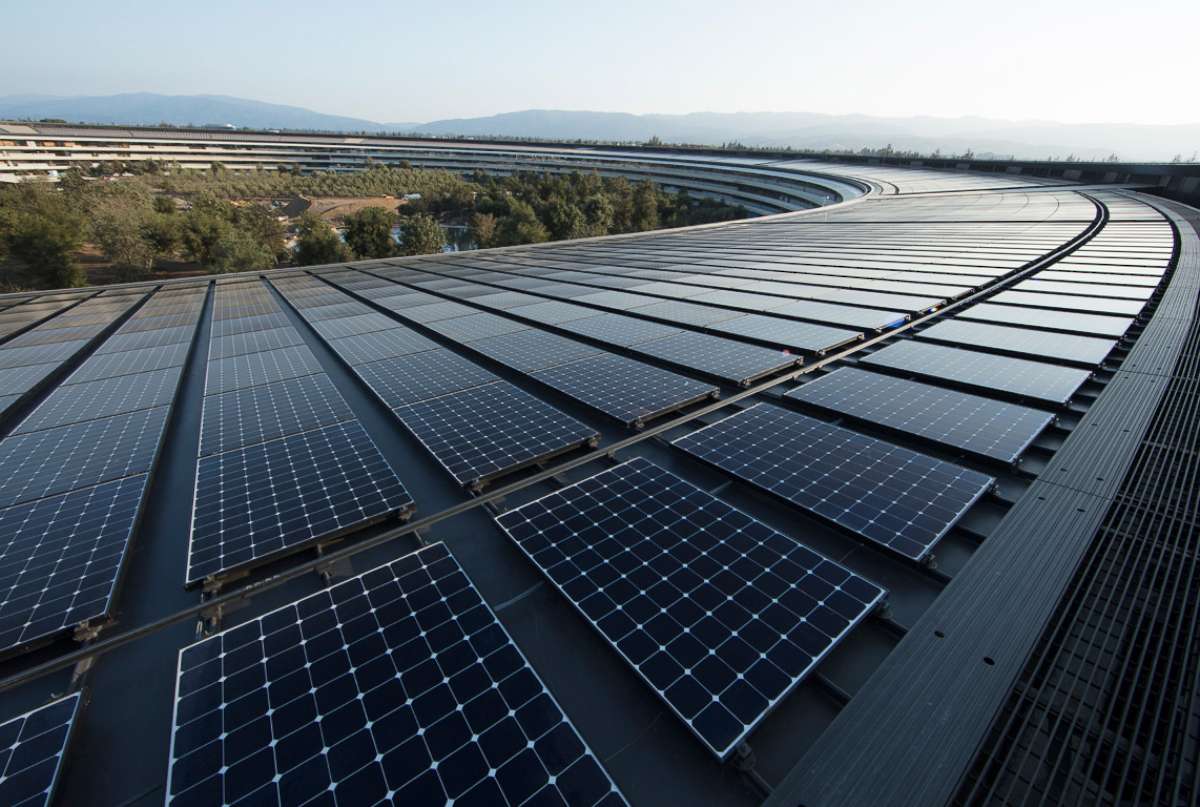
[0,166,748,291]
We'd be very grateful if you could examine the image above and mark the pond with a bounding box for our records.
[390,224,477,253]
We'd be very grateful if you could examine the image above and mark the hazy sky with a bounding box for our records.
[3,0,1197,125]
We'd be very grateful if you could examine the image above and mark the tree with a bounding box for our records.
[494,199,548,246]
[342,206,396,259]
[631,181,660,231]
[294,213,351,266]
[207,228,275,274]
[582,193,614,236]
[233,203,286,263]
[542,197,587,241]
[153,195,176,214]
[93,211,156,282]
[0,184,88,289]
[468,212,497,248]
[398,213,446,256]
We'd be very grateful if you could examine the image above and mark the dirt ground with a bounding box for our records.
[305,196,403,221]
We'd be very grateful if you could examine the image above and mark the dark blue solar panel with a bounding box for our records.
[0,693,80,807]
[187,421,412,586]
[0,476,147,653]
[495,458,885,758]
[785,367,1055,463]
[168,543,627,807]
[673,404,994,560]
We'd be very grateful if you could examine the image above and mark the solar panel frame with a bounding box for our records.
[0,693,81,807]
[167,543,628,807]
[673,403,994,561]
[494,458,886,759]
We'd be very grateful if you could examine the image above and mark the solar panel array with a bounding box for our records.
[0,287,204,654]
[495,458,886,758]
[269,274,599,488]
[167,543,628,806]
[0,693,80,807]
[187,280,411,586]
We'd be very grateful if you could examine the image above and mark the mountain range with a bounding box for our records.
[1,93,1196,162]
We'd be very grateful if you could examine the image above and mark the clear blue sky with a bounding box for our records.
[2,0,1197,125]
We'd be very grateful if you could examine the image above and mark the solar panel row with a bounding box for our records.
[188,281,411,587]
[269,275,599,488]
[0,693,80,807]
[0,287,205,655]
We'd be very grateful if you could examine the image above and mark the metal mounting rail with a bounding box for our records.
[0,192,1106,696]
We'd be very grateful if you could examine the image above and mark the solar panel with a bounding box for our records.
[531,353,717,427]
[507,301,600,325]
[0,342,90,371]
[494,458,885,759]
[861,341,1091,405]
[0,693,80,807]
[709,315,862,353]
[199,374,355,457]
[394,382,597,488]
[1014,279,1151,300]
[673,403,994,561]
[918,320,1117,366]
[167,543,627,807]
[208,327,305,361]
[311,313,398,340]
[95,325,195,354]
[353,349,499,408]
[956,302,1133,338]
[187,421,413,585]
[398,300,479,323]
[12,367,182,435]
[209,312,292,338]
[204,345,323,396]
[63,342,191,385]
[627,300,741,327]
[560,314,682,346]
[326,328,440,366]
[0,476,147,653]
[785,367,1054,463]
[0,363,56,397]
[633,331,798,385]
[0,408,168,509]
[989,290,1144,317]
[424,312,531,342]
[467,328,603,373]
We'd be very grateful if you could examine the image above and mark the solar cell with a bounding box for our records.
[399,300,479,323]
[785,367,1054,463]
[1014,279,1152,300]
[957,302,1133,338]
[627,300,741,327]
[507,301,600,325]
[633,331,798,385]
[673,404,993,560]
[394,382,597,487]
[0,408,168,509]
[861,341,1091,405]
[0,693,80,807]
[0,476,147,652]
[209,313,292,338]
[12,367,182,435]
[467,328,603,373]
[167,543,627,807]
[918,320,1117,366]
[205,345,323,396]
[188,422,411,585]
[495,458,885,758]
[327,328,440,366]
[354,349,499,408]
[199,374,355,457]
[762,300,907,331]
[531,353,717,427]
[208,327,304,361]
[0,363,57,397]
